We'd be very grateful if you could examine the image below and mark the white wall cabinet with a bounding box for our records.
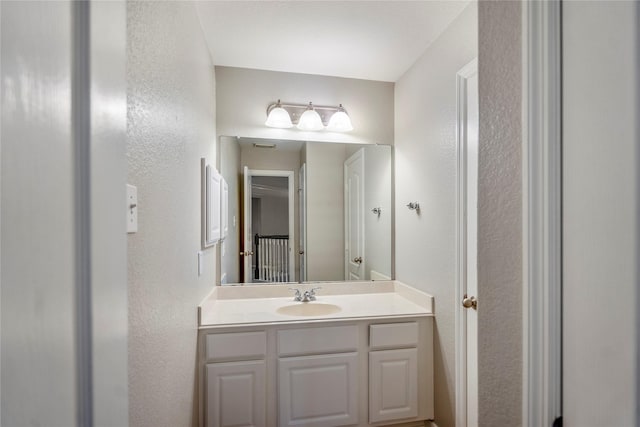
[199,318,433,427]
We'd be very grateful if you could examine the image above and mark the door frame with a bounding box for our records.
[455,57,478,427]
[522,1,563,426]
[243,168,296,282]
[299,163,307,282]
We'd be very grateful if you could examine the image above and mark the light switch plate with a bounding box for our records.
[127,184,138,233]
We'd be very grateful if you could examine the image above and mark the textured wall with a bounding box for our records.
[477,1,522,426]
[563,2,639,425]
[215,66,394,145]
[394,4,477,426]
[127,2,216,426]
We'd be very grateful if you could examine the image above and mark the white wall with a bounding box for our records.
[563,2,639,425]
[394,4,477,427]
[364,145,392,279]
[305,143,347,281]
[258,196,289,235]
[215,66,394,145]
[126,2,216,426]
[1,2,128,425]
[477,2,522,425]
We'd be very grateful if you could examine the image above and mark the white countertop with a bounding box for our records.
[198,281,434,328]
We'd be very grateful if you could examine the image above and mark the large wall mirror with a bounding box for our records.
[218,136,392,285]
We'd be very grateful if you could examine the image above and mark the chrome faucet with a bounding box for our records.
[289,287,321,302]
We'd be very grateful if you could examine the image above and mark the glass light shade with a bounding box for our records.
[265,106,293,128]
[297,106,324,131]
[327,110,353,132]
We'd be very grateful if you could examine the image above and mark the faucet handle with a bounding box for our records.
[309,287,322,296]
[288,288,302,301]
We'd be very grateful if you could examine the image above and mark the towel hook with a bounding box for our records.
[406,202,420,211]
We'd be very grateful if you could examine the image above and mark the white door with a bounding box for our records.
[344,149,365,280]
[299,163,307,282]
[242,166,253,282]
[465,65,479,427]
[456,58,478,427]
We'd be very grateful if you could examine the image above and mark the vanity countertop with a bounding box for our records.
[198,280,433,329]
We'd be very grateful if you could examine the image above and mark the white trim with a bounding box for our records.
[299,163,307,282]
[455,57,478,427]
[522,1,562,426]
[246,169,296,281]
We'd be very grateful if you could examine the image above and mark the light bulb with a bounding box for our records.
[327,105,353,132]
[297,103,324,131]
[265,100,293,128]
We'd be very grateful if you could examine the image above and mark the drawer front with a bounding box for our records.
[205,331,266,361]
[369,322,418,349]
[277,325,358,356]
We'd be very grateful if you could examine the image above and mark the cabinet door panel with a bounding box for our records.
[278,353,358,427]
[369,348,418,423]
[206,361,265,427]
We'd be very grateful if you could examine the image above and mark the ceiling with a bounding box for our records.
[195,1,471,82]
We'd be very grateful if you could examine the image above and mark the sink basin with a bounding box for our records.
[276,303,342,317]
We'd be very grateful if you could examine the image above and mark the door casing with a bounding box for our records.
[242,168,295,282]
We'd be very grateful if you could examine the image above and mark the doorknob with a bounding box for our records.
[353,256,362,264]
[462,294,477,309]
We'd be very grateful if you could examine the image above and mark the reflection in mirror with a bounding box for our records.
[218,136,392,285]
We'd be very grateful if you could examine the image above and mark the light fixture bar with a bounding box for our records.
[266,101,351,127]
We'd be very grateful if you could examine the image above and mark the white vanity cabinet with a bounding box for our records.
[204,331,267,427]
[199,317,433,427]
[277,325,360,427]
[368,323,420,424]
[206,361,266,427]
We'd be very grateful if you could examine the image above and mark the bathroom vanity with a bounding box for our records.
[198,281,434,427]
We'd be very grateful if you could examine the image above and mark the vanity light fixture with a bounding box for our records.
[265,100,354,132]
[264,99,293,128]
[326,104,354,132]
[297,102,324,131]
